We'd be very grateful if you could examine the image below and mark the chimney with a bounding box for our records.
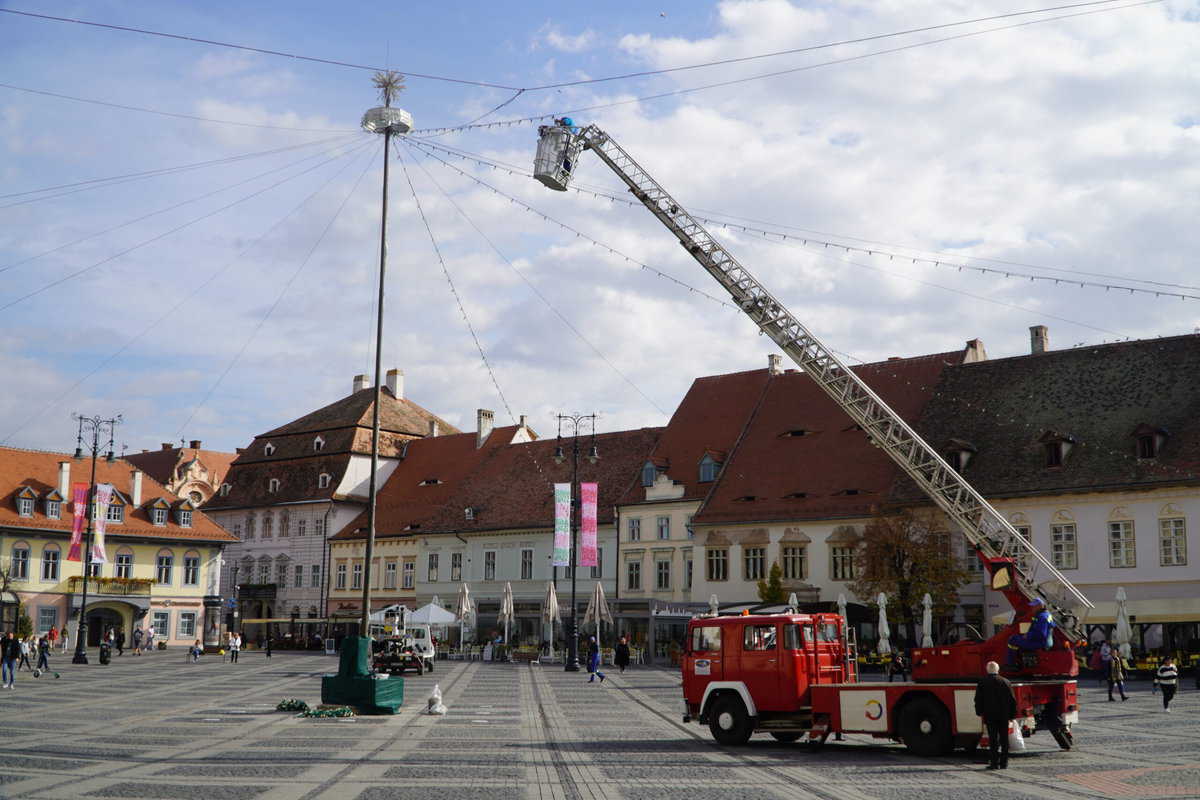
[963,338,988,363]
[768,354,783,376]
[476,409,494,449]
[353,374,369,393]
[519,414,528,429]
[1030,325,1049,355]
[161,442,173,451]
[58,461,70,496]
[131,470,143,507]
[428,419,439,438]
[189,440,202,449]
[386,368,404,399]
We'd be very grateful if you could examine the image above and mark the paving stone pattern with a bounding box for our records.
[0,650,1197,799]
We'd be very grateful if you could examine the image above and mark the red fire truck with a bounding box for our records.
[533,120,1093,756]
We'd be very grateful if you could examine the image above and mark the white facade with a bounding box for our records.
[617,477,700,604]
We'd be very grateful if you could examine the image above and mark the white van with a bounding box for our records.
[404,626,435,673]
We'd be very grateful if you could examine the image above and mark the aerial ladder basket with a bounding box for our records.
[533,120,585,191]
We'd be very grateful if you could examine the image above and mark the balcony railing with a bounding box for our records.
[67,576,154,596]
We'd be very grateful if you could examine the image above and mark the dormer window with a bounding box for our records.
[313,436,325,452]
[178,508,192,528]
[268,478,280,494]
[318,473,331,489]
[778,429,813,438]
[1039,431,1076,468]
[151,507,167,526]
[220,483,231,497]
[698,454,721,483]
[17,497,34,516]
[46,499,61,519]
[1132,424,1167,460]
[263,442,276,456]
[641,462,657,487]
[419,478,442,486]
[464,507,475,521]
[106,500,125,524]
[945,438,977,473]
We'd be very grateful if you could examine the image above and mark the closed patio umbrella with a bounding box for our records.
[455,583,474,650]
[499,582,516,650]
[876,592,892,655]
[543,581,561,661]
[583,581,613,647]
[1114,587,1133,660]
[921,593,934,648]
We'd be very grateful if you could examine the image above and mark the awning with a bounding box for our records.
[1085,596,1200,625]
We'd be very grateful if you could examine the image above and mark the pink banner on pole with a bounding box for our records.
[579,482,598,568]
[552,483,571,566]
[67,482,89,561]
[91,483,113,564]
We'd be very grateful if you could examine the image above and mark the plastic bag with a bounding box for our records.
[1008,721,1026,752]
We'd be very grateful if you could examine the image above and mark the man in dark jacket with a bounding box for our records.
[1,631,19,688]
[974,660,1017,770]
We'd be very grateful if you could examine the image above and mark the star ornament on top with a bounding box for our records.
[372,70,406,108]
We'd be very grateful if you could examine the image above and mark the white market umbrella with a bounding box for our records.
[837,592,848,626]
[498,582,516,647]
[583,582,613,647]
[787,592,799,613]
[1114,586,1133,660]
[543,581,561,659]
[409,602,457,624]
[876,592,892,655]
[455,583,475,649]
[921,593,934,648]
[709,594,720,616]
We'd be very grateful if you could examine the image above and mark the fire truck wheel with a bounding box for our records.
[898,697,953,757]
[708,695,753,746]
[769,732,802,743]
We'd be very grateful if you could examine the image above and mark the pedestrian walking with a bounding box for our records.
[144,627,155,653]
[265,634,273,659]
[115,629,125,656]
[974,660,1017,770]
[36,635,51,672]
[59,625,69,654]
[586,635,606,683]
[1156,657,1179,712]
[229,632,241,664]
[1,631,19,688]
[47,626,58,650]
[17,636,33,671]
[132,626,143,656]
[1108,650,1129,701]
[614,636,631,674]
[1099,639,1113,686]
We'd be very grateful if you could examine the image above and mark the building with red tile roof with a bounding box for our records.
[125,440,238,507]
[0,445,236,649]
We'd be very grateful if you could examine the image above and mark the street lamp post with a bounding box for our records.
[553,413,598,673]
[71,413,121,665]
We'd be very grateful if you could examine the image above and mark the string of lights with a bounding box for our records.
[0,142,373,447]
[176,146,378,435]
[1,136,372,278]
[0,138,374,313]
[0,133,358,206]
[405,137,1197,303]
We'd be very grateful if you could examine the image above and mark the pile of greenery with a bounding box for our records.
[302,705,355,718]
[276,698,309,712]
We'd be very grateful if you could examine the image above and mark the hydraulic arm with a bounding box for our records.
[534,121,1093,645]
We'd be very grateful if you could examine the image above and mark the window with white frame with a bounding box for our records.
[427,553,439,583]
[10,545,29,579]
[264,442,275,456]
[782,545,807,580]
[314,518,327,537]
[276,561,287,586]
[628,518,641,541]
[294,564,304,588]
[115,551,133,579]
[220,483,231,497]
[178,508,192,528]
[107,502,124,523]
[590,547,603,579]
[627,560,642,590]
[656,559,671,590]
[402,560,415,589]
[37,606,57,633]
[279,510,289,537]
[657,516,670,540]
[384,560,397,590]
[257,560,269,583]
[743,547,766,581]
[262,513,273,538]
[335,564,346,590]
[156,552,174,584]
[177,611,196,638]
[183,554,200,585]
[1011,526,1032,572]
[87,558,101,578]
[484,551,497,581]
[268,478,280,494]
[245,514,256,539]
[151,506,167,526]
[450,552,462,582]
[42,546,60,581]
[296,519,307,537]
[831,546,856,581]
[685,557,693,589]
[311,564,322,588]
[151,611,170,638]
[17,496,33,516]
[1051,524,1077,570]
[46,499,61,519]
[699,454,720,483]
[521,548,534,581]
[351,562,363,590]
[313,435,325,452]
[1108,520,1136,568]
[1159,518,1187,566]
[706,548,728,581]
[318,473,331,489]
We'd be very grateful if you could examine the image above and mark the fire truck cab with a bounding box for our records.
[681,611,1078,755]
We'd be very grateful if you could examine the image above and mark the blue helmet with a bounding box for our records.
[561,117,575,128]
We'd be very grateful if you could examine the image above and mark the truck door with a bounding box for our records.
[741,623,782,711]
[686,623,725,688]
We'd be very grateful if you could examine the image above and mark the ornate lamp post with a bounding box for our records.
[71,413,121,664]
[553,413,598,672]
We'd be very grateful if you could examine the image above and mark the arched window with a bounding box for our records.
[318,473,331,489]
[313,436,325,452]
[280,509,290,537]
[262,513,274,539]
[245,513,256,539]
[41,543,61,581]
[641,461,657,487]
[263,442,276,456]
[698,454,720,483]
[10,542,30,580]
[156,549,175,585]
[268,478,280,494]
[183,550,201,586]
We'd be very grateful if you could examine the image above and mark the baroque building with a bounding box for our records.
[125,440,237,506]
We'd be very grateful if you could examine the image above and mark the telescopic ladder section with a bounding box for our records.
[563,124,1093,638]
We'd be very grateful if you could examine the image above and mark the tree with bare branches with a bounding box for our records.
[848,509,974,647]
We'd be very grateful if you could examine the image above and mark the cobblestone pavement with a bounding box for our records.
[0,650,1197,799]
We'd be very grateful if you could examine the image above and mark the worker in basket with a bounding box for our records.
[1006,597,1055,665]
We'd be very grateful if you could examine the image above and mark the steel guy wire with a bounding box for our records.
[0,143,371,447]
[176,145,379,435]
[0,136,371,277]
[0,138,374,313]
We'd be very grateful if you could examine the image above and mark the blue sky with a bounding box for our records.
[2,0,1198,456]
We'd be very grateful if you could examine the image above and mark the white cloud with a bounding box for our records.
[542,25,598,54]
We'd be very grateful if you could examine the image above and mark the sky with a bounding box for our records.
[2,0,1198,456]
